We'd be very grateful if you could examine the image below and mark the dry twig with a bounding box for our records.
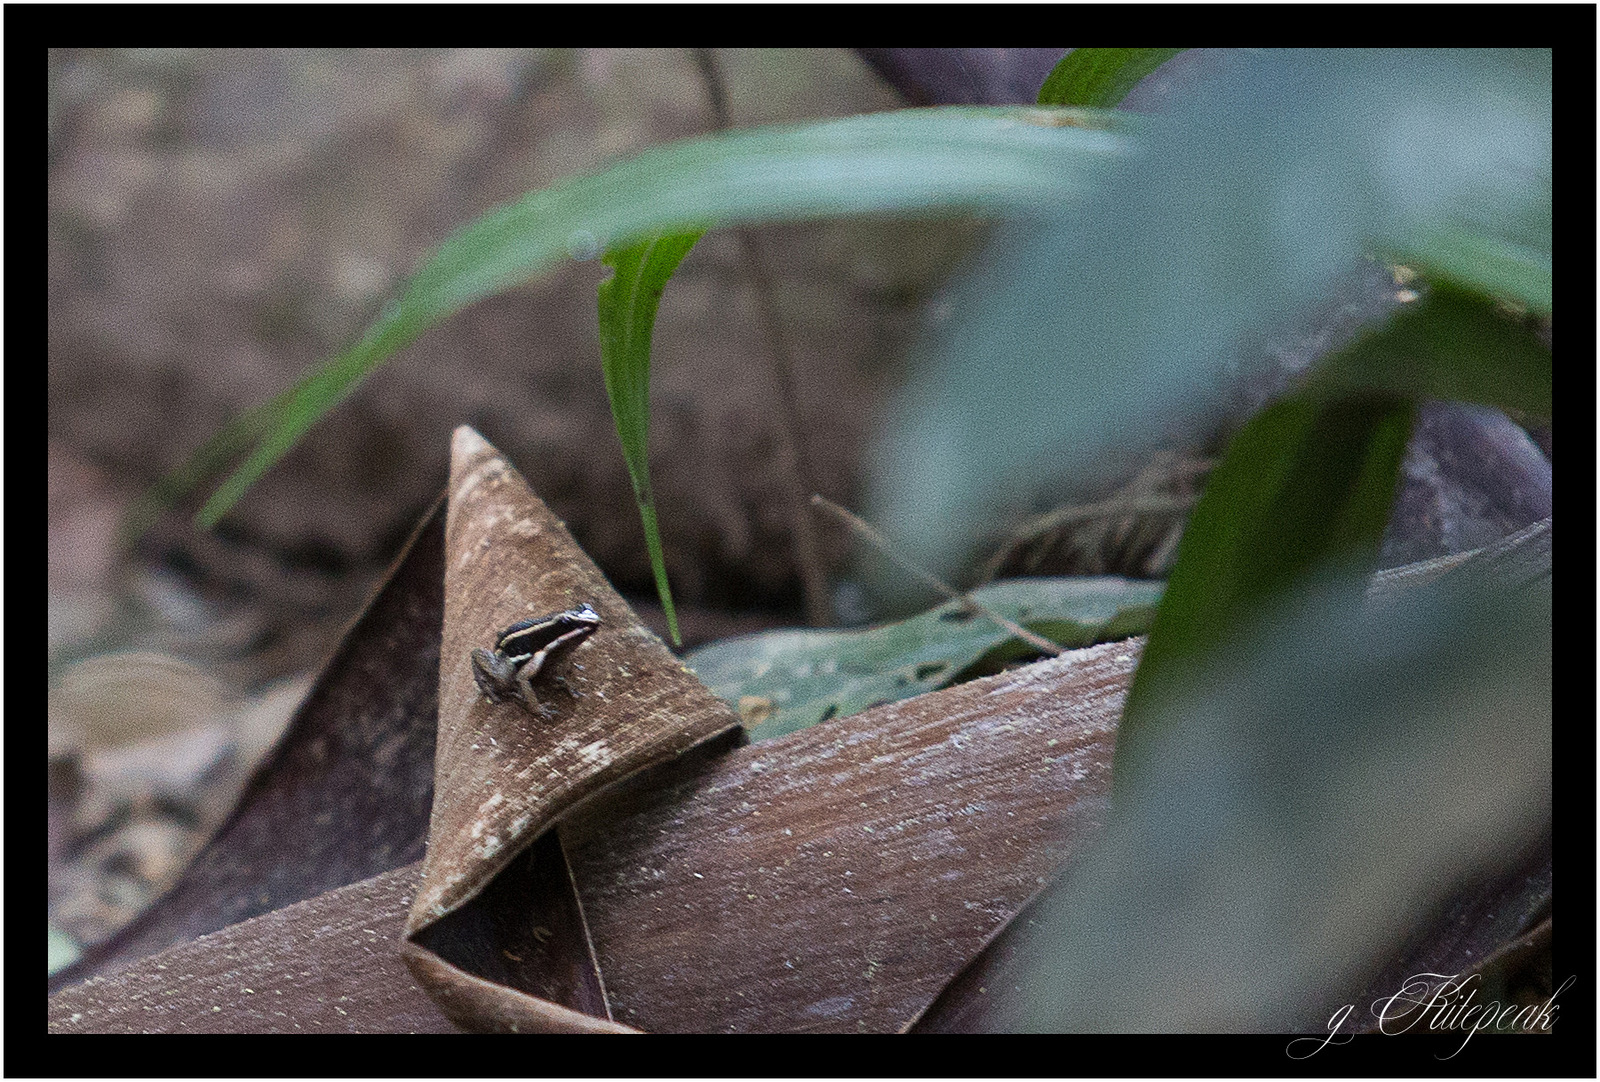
[811,494,1063,657]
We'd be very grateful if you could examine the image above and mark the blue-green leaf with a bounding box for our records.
[687,576,1162,741]
[867,50,1550,591]
[1109,282,1545,771]
[599,231,704,646]
[1381,228,1551,317]
[944,556,1551,1030]
[1303,280,1550,421]
[48,924,81,976]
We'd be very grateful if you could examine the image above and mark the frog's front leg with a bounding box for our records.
[513,665,560,722]
[549,667,582,701]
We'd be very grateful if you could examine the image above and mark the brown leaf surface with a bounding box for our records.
[49,865,455,1034]
[48,638,1134,1033]
[397,426,741,1031]
[560,642,1132,1032]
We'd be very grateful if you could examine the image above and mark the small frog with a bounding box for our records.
[470,603,602,719]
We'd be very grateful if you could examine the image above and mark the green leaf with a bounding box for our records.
[48,924,81,976]
[686,576,1163,741]
[195,312,420,528]
[1038,49,1185,108]
[1381,228,1552,318]
[186,106,1136,527]
[1304,280,1551,422]
[1114,393,1414,797]
[123,394,287,544]
[867,51,1548,592]
[598,231,704,646]
[951,558,1551,1030]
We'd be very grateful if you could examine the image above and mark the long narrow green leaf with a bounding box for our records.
[123,394,286,544]
[598,231,704,646]
[192,106,1136,527]
[1114,393,1414,797]
[195,314,422,527]
[1037,48,1186,108]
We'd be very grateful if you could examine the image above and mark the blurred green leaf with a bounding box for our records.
[1038,49,1185,108]
[184,106,1136,527]
[1382,228,1551,318]
[868,50,1550,590]
[48,924,81,976]
[1305,280,1551,421]
[940,554,1551,1031]
[687,576,1162,741]
[598,231,704,646]
[1115,393,1413,795]
[121,395,286,544]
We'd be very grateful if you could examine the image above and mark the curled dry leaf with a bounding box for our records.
[398,426,741,1032]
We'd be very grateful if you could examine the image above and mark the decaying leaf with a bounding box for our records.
[396,426,742,1032]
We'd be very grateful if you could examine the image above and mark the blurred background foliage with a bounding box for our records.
[867,50,1549,599]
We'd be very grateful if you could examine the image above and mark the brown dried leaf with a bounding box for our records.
[397,426,740,1031]
[49,639,1135,1033]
